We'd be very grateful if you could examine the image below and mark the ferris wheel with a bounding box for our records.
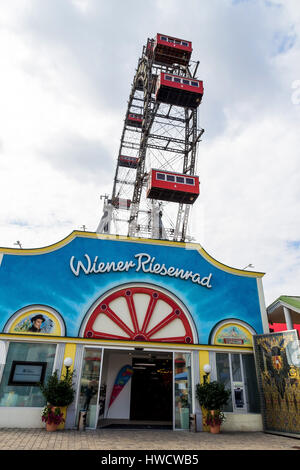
[97,33,204,242]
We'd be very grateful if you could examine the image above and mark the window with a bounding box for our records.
[76,348,102,428]
[216,353,233,412]
[215,352,260,413]
[186,178,194,185]
[174,78,181,83]
[0,342,56,407]
[167,175,175,182]
[175,40,181,45]
[242,355,260,413]
[191,81,199,87]
[182,41,189,47]
[168,38,174,43]
[165,75,172,81]
[176,176,185,183]
[161,36,167,41]
[156,173,165,180]
[174,352,192,430]
[183,79,190,85]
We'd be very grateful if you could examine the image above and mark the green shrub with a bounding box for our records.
[39,370,75,407]
[196,381,231,410]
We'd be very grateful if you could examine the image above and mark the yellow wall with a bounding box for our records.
[61,343,77,378]
[199,350,210,384]
[58,343,77,429]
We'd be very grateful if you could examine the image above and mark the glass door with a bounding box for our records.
[174,352,192,430]
[76,347,103,428]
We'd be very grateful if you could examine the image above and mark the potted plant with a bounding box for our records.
[205,410,226,434]
[41,405,65,432]
[39,369,75,432]
[196,381,231,434]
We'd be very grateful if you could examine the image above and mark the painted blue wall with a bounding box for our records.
[0,234,264,343]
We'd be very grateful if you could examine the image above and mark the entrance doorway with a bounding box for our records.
[130,356,172,421]
[98,349,173,429]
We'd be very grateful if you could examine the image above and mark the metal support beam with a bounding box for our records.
[99,35,203,242]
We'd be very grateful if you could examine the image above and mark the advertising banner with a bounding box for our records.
[108,365,134,410]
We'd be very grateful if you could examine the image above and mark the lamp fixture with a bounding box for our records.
[203,363,211,383]
[64,357,73,368]
[63,357,73,379]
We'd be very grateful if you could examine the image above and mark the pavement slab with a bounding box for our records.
[0,428,299,451]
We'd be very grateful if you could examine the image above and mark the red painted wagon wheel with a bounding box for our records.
[83,285,195,344]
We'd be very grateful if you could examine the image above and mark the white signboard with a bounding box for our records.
[13,364,44,383]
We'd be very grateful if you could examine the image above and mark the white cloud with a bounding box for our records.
[0,0,299,308]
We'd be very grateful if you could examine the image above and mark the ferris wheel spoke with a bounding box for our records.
[140,294,159,334]
[104,306,135,338]
[124,291,140,334]
[146,311,179,338]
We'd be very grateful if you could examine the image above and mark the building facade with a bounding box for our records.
[0,232,268,430]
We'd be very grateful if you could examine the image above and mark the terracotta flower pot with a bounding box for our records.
[44,405,65,431]
[210,424,220,434]
[208,410,221,434]
[46,422,58,432]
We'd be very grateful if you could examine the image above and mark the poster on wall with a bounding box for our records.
[253,330,300,436]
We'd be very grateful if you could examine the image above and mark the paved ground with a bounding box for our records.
[0,428,299,450]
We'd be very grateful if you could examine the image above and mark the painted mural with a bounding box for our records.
[3,306,65,337]
[13,313,54,334]
[213,323,253,347]
[253,330,300,436]
[0,232,265,344]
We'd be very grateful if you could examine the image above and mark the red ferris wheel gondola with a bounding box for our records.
[126,113,143,128]
[118,155,139,169]
[147,169,200,204]
[153,34,192,66]
[155,72,203,109]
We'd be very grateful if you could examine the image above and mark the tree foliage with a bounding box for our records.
[39,370,75,407]
[196,381,231,410]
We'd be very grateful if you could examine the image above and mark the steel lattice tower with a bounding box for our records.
[97,34,204,242]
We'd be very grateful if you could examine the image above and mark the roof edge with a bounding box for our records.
[0,231,265,278]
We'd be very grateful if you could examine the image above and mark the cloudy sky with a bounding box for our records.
[0,0,299,307]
